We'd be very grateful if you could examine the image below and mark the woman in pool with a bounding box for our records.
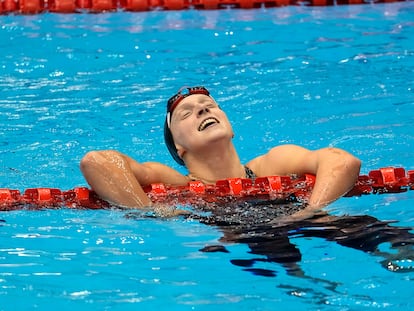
[80,86,361,216]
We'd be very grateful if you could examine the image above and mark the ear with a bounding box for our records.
[175,143,186,160]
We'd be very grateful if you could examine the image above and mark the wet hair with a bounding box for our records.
[163,86,210,166]
[164,119,185,166]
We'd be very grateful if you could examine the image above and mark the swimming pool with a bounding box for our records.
[1,2,414,309]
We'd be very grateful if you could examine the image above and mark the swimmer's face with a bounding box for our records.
[169,94,234,157]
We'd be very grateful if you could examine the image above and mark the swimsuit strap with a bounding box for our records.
[244,165,256,179]
[188,165,257,183]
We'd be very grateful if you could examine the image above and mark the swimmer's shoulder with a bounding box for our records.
[246,144,307,176]
[137,162,189,186]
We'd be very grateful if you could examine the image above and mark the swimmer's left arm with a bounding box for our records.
[303,147,361,209]
[251,145,361,211]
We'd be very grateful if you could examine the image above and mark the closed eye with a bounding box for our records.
[180,110,192,119]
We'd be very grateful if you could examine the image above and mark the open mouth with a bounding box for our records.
[198,117,220,131]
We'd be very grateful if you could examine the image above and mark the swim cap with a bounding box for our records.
[164,86,210,166]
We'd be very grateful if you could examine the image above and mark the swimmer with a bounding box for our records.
[80,86,361,218]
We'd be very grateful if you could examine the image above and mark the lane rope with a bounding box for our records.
[0,0,405,15]
[1,167,413,211]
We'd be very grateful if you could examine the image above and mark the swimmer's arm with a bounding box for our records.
[80,150,188,208]
[303,147,361,209]
[252,145,361,210]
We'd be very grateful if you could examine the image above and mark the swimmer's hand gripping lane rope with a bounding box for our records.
[1,167,413,211]
[0,0,404,15]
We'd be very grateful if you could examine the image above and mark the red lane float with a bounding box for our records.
[0,0,405,14]
[0,167,413,211]
[0,187,110,211]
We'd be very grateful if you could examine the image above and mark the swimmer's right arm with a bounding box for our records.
[80,150,188,208]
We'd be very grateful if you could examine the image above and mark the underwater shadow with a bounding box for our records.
[193,201,414,278]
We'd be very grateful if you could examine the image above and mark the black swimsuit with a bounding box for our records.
[244,166,256,179]
[188,165,257,182]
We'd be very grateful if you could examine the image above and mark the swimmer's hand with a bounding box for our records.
[117,202,191,218]
[271,205,326,225]
[148,204,191,218]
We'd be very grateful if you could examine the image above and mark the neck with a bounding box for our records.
[184,142,245,184]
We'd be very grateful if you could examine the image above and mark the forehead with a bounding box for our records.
[174,94,215,110]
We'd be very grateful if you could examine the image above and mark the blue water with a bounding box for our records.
[1,2,414,310]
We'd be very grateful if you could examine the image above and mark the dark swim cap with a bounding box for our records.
[164,119,185,166]
[163,86,210,166]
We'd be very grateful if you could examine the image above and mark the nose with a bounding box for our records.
[197,106,210,116]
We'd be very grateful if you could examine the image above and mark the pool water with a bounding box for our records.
[1,2,414,310]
